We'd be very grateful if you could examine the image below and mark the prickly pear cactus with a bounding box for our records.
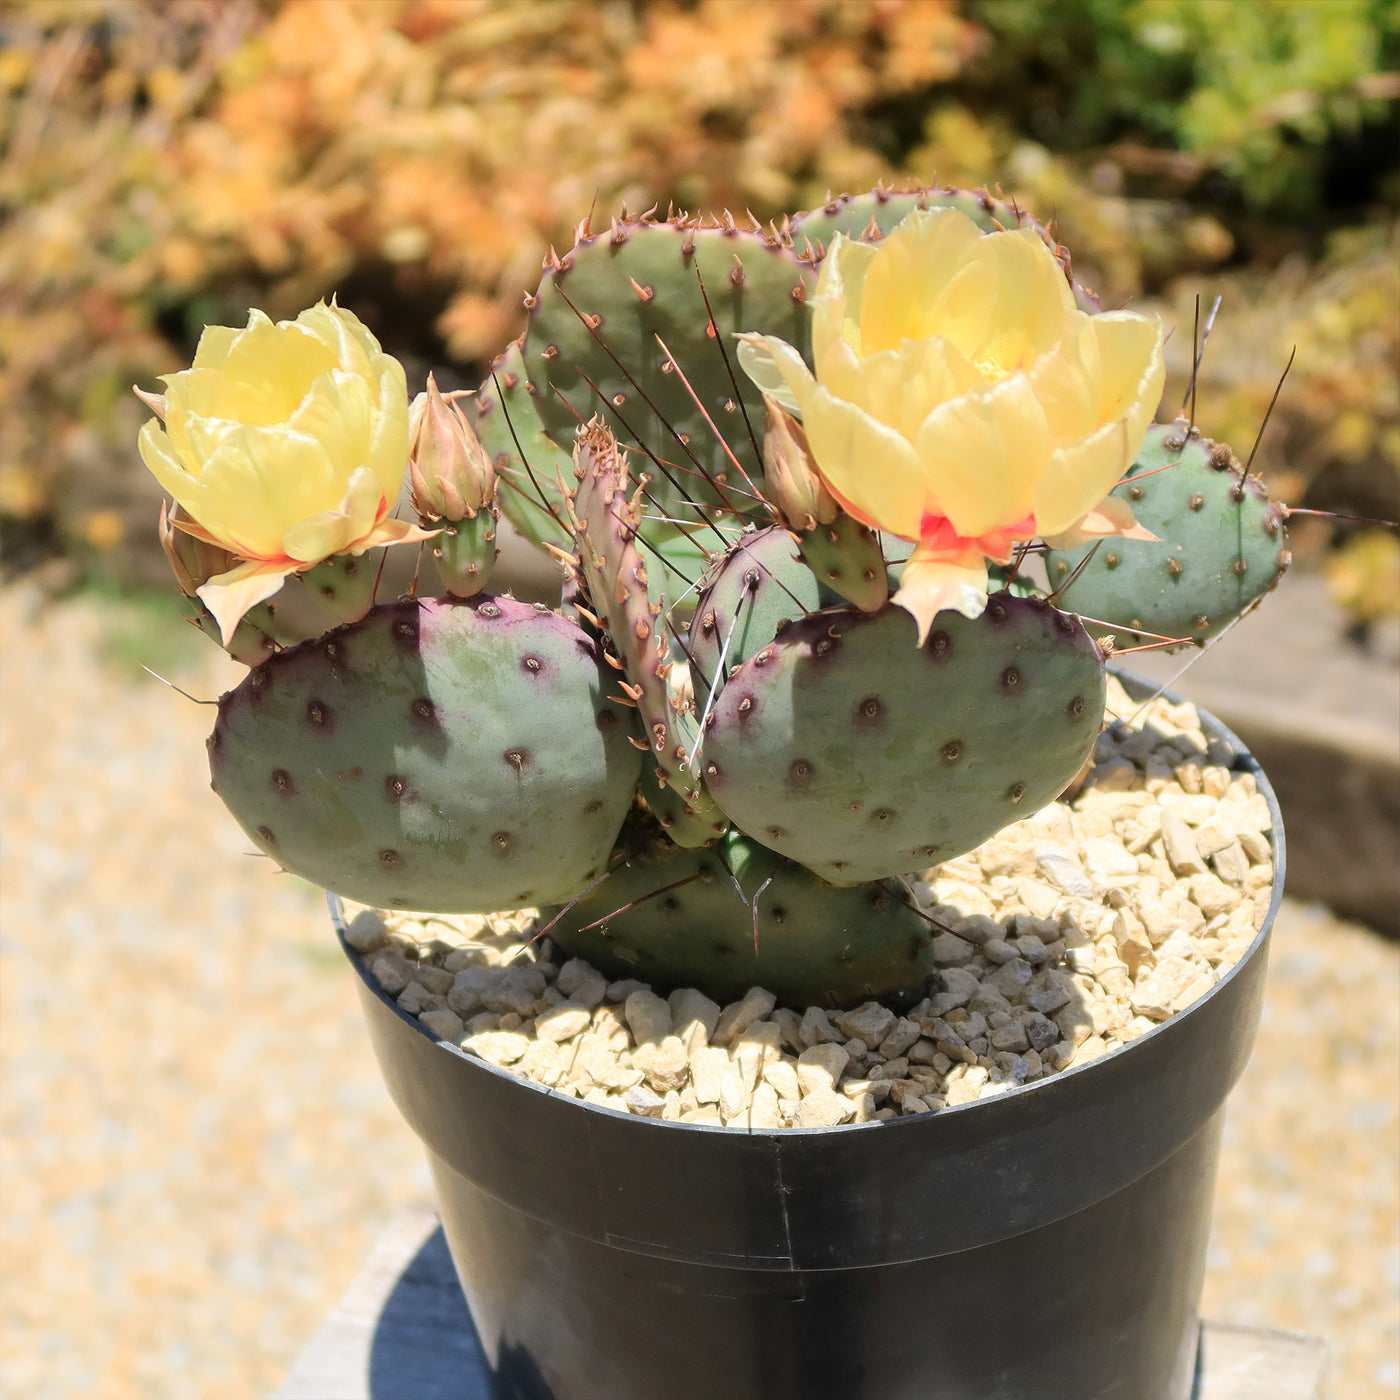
[209,597,642,912]
[135,182,1294,1012]
[1045,420,1289,649]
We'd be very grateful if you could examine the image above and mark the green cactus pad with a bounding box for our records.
[521,217,814,518]
[432,509,499,598]
[208,596,642,912]
[301,552,380,626]
[791,184,1101,313]
[470,342,577,552]
[790,185,1012,248]
[545,828,934,1009]
[688,524,822,710]
[1044,420,1289,650]
[698,595,1106,885]
[793,513,890,613]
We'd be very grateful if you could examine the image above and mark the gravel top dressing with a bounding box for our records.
[345,676,1275,1130]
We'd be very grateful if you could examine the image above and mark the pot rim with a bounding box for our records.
[333,666,1286,1139]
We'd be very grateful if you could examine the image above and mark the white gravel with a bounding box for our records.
[350,676,1276,1129]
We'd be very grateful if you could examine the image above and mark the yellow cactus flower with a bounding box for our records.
[136,302,433,643]
[738,208,1165,640]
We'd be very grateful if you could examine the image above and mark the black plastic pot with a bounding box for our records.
[336,682,1286,1400]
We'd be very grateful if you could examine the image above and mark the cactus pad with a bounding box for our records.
[1045,420,1289,650]
[688,524,822,710]
[470,341,578,553]
[208,596,642,911]
[545,828,934,1008]
[522,217,814,516]
[791,184,1101,313]
[698,595,1106,884]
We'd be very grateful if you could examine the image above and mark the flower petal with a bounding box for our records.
[912,375,1049,537]
[193,426,340,558]
[190,324,239,372]
[356,515,441,551]
[892,548,989,642]
[367,358,410,497]
[1043,494,1158,550]
[736,333,816,417]
[856,209,985,355]
[1034,418,1139,537]
[800,387,928,536]
[810,234,879,364]
[859,337,983,443]
[933,228,1077,376]
[197,559,300,645]
[218,310,338,418]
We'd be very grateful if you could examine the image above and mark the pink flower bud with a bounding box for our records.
[408,374,496,522]
[158,500,234,597]
[761,394,839,532]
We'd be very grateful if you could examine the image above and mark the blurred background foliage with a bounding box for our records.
[1,0,1396,626]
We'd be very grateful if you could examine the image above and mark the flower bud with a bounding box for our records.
[158,500,233,597]
[761,394,838,532]
[408,374,496,522]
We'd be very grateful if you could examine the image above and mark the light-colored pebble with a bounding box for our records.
[343,909,389,952]
[877,1017,921,1059]
[689,1045,729,1105]
[623,989,672,1045]
[762,1060,801,1102]
[534,1004,592,1042]
[418,1008,466,1041]
[796,1087,856,1128]
[557,958,607,1008]
[1160,810,1207,876]
[464,1030,531,1066]
[370,954,412,996]
[632,1036,690,1092]
[667,986,721,1039]
[353,686,1274,1133]
[833,1001,896,1044]
[712,987,777,1046]
[796,1043,850,1095]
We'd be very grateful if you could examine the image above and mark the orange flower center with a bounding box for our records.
[917,511,1038,565]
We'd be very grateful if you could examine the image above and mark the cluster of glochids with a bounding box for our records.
[176,184,1289,1009]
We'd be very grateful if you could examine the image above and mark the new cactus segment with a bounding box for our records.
[140,183,1291,1009]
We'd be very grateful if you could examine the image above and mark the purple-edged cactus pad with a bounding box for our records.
[208,596,642,911]
[698,594,1106,885]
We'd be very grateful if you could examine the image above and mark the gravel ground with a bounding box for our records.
[1,581,1396,1399]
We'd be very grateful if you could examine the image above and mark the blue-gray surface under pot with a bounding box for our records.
[335,681,1285,1400]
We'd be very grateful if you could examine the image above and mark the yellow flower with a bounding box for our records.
[136,302,432,643]
[739,208,1165,640]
